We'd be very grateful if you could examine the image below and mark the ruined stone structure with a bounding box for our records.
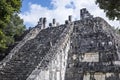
[0,8,120,80]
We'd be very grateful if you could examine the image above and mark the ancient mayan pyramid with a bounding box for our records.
[0,8,120,80]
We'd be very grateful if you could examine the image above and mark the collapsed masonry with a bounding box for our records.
[0,8,120,80]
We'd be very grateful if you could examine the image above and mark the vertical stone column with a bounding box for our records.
[68,15,72,22]
[37,17,43,29]
[80,8,88,19]
[39,18,43,24]
[43,17,47,29]
[80,8,93,19]
[65,20,69,25]
[53,18,56,27]
[49,23,52,27]
[80,9,83,20]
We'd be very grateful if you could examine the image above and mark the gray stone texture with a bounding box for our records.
[0,24,67,80]
[65,17,120,80]
[0,8,120,80]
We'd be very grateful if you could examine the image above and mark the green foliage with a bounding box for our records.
[0,0,22,26]
[0,0,25,52]
[2,14,26,49]
[96,0,120,20]
[0,30,7,51]
[4,14,26,37]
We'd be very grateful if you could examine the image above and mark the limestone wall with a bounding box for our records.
[0,10,120,80]
[27,23,74,80]
[65,17,120,80]
[32,40,70,80]
[80,52,99,62]
[0,24,67,80]
[83,72,120,80]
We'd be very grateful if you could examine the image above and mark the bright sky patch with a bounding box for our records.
[20,0,120,28]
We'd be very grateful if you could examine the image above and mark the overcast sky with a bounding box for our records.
[20,0,120,28]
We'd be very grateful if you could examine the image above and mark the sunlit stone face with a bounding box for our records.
[108,41,112,46]
[106,73,114,77]
[94,73,105,80]
[56,72,60,80]
[101,42,105,46]
[80,52,99,62]
[83,73,90,80]
[72,54,77,60]
[83,73,106,80]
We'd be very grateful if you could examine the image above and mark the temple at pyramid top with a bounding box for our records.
[80,8,93,19]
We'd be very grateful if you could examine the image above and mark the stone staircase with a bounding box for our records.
[0,25,66,80]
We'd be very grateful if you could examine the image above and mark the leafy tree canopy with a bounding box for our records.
[3,14,26,45]
[0,0,25,52]
[0,0,22,27]
[96,0,120,20]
